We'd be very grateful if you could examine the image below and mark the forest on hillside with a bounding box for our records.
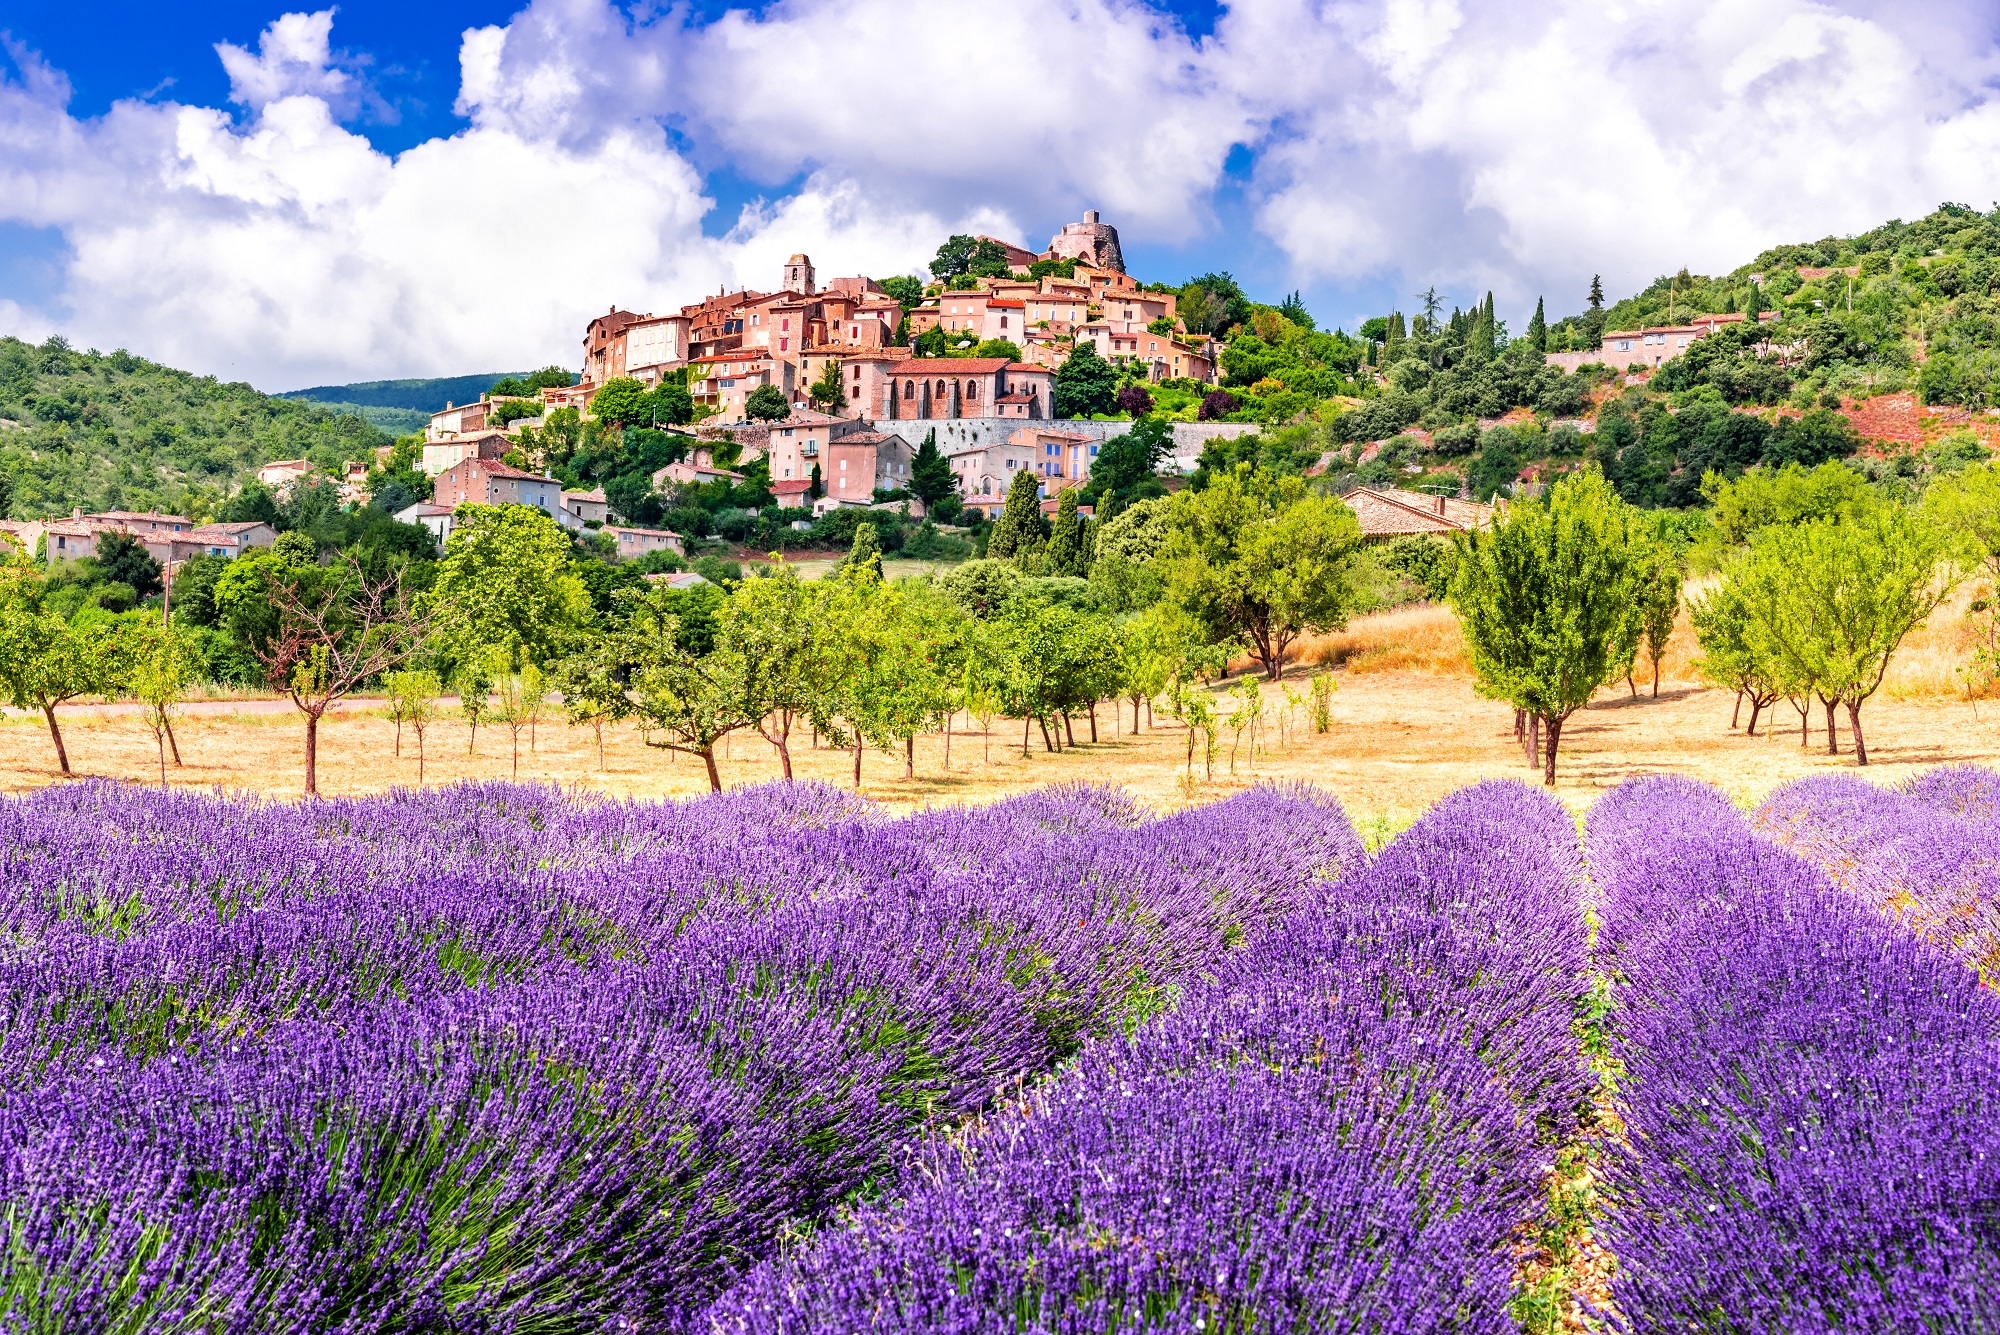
[0,337,391,520]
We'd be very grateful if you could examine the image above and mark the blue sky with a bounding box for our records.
[3,1,1996,388]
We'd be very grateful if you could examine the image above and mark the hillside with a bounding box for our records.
[0,336,392,520]
[277,373,525,436]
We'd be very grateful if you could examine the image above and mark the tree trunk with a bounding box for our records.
[1746,696,1763,737]
[943,711,953,771]
[1038,718,1054,752]
[511,731,520,777]
[395,717,403,756]
[155,732,166,790]
[1732,690,1743,729]
[1847,699,1870,766]
[304,710,320,797]
[1542,715,1563,787]
[1626,673,1637,699]
[1652,658,1661,698]
[595,723,606,771]
[1822,698,1839,755]
[1514,708,1525,742]
[165,718,182,767]
[1022,715,1031,757]
[703,746,723,792]
[1146,697,1153,728]
[1088,702,1097,743]
[417,730,426,786]
[1063,712,1076,748]
[853,738,863,789]
[904,734,914,779]
[40,703,69,775]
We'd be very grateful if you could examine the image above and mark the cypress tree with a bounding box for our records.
[1744,281,1765,321]
[908,429,956,511]
[1046,488,1085,576]
[1588,274,1605,311]
[809,463,823,500]
[1528,297,1548,352]
[1384,311,1406,362]
[988,468,1046,561]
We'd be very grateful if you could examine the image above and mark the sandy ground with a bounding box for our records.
[6,668,1992,826]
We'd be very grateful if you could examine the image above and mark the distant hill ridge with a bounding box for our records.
[277,374,523,413]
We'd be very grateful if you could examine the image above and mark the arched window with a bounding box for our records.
[935,380,947,397]
[903,381,915,399]
[965,380,978,400]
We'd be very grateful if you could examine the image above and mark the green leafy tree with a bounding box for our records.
[1157,467,1363,680]
[1054,344,1119,418]
[607,585,756,791]
[744,383,791,422]
[1732,506,1953,764]
[1451,468,1645,785]
[878,275,925,308]
[1924,462,2000,687]
[718,560,843,781]
[987,469,1047,562]
[909,430,958,514]
[1634,518,1685,696]
[0,580,131,774]
[971,338,1022,362]
[129,621,196,785]
[1528,297,1547,352]
[549,645,630,771]
[589,377,651,426]
[843,522,884,579]
[454,658,493,754]
[930,235,979,280]
[807,361,847,412]
[425,504,591,669]
[95,532,163,600]
[1691,572,1782,735]
[1085,415,1170,508]
[239,556,429,795]
[491,656,547,778]
[650,381,695,426]
[383,668,443,783]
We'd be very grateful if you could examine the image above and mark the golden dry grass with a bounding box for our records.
[10,663,2000,825]
[1304,605,1473,676]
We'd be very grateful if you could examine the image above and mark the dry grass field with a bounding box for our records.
[8,598,2000,827]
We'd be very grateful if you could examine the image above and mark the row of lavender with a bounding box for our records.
[0,779,1365,1332]
[1592,776,2000,1329]
[703,781,1595,1333]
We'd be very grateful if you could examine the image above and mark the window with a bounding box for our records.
[965,381,978,400]
[782,319,790,331]
[904,381,915,399]
[999,315,1008,329]
[935,380,946,396]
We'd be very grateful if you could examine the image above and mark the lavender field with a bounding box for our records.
[1,772,1996,1333]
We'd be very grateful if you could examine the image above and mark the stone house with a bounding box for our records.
[880,359,1055,421]
[823,430,914,505]
[434,459,562,518]
[421,432,510,477]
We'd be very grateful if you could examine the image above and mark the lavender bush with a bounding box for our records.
[705,780,1590,1333]
[1757,772,2000,978]
[1591,776,2000,1331]
[0,780,1361,1332]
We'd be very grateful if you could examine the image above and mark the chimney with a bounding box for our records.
[1435,494,1444,515]
[72,507,81,519]
[1084,209,1099,224]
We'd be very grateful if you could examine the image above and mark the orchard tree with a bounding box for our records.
[1691,572,1781,735]
[1923,461,2000,681]
[129,621,197,785]
[718,560,843,781]
[1633,518,1684,696]
[0,561,129,774]
[549,646,630,771]
[236,556,431,796]
[843,522,884,579]
[383,669,443,783]
[608,586,754,791]
[426,504,592,668]
[1733,506,1953,764]
[1157,466,1363,680]
[1451,468,1644,785]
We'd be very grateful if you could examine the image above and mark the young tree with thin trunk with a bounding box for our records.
[1691,573,1781,735]
[455,660,492,755]
[718,559,842,781]
[384,669,442,784]
[491,657,546,779]
[245,557,429,797]
[1451,468,1645,786]
[608,585,754,791]
[549,647,630,771]
[1634,518,1684,697]
[0,559,131,776]
[130,622,196,788]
